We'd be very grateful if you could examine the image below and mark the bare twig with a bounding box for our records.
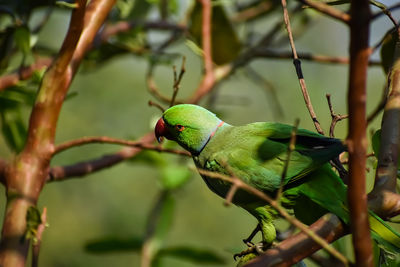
[0,58,52,92]
[281,0,324,135]
[194,168,349,265]
[326,94,348,138]
[53,136,190,156]
[276,119,299,200]
[187,0,215,104]
[170,56,186,107]
[148,100,165,113]
[254,49,381,66]
[32,207,47,267]
[300,0,350,24]
[346,1,374,265]
[231,1,275,23]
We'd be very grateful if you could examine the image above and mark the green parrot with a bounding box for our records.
[154,104,400,255]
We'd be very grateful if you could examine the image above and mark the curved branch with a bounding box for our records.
[0,58,52,92]
[48,133,155,182]
[187,0,215,104]
[53,135,190,156]
[300,0,350,24]
[244,214,346,267]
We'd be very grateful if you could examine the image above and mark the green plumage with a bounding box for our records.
[156,104,400,254]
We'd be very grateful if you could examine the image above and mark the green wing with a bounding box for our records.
[207,122,345,193]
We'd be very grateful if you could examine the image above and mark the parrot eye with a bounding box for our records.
[175,124,185,132]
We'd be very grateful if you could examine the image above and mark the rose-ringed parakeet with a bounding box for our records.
[154,104,400,255]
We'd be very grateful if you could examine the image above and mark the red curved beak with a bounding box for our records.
[155,117,167,143]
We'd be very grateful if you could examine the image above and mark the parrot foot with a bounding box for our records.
[233,242,267,261]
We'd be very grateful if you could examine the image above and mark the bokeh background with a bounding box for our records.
[1,0,399,266]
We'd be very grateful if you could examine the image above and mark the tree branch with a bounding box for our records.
[195,168,349,265]
[369,37,400,218]
[244,214,346,267]
[0,58,52,92]
[0,1,88,266]
[48,133,155,182]
[187,0,215,104]
[53,136,190,156]
[281,0,324,135]
[346,1,373,266]
[300,0,350,24]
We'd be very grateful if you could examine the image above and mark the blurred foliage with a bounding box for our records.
[0,0,398,266]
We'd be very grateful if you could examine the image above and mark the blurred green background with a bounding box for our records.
[0,0,399,266]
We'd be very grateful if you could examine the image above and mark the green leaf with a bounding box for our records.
[188,1,241,65]
[160,165,191,190]
[157,246,225,264]
[1,108,27,152]
[14,25,34,66]
[85,236,143,253]
[380,28,398,74]
[372,129,381,156]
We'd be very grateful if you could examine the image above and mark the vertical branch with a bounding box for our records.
[0,2,86,266]
[0,1,116,266]
[347,1,373,266]
[369,36,400,217]
[188,0,215,103]
[280,0,324,135]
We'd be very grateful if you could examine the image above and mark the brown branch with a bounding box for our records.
[0,1,117,266]
[187,0,215,104]
[300,0,350,24]
[53,136,190,156]
[194,168,349,265]
[32,207,47,267]
[48,133,155,182]
[276,119,299,200]
[346,1,373,266]
[231,1,275,23]
[281,0,324,135]
[0,1,88,266]
[148,100,165,113]
[326,94,348,138]
[245,214,346,267]
[253,49,381,66]
[170,56,186,107]
[100,20,187,43]
[0,58,52,92]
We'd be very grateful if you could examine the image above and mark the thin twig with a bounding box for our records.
[53,136,190,156]
[276,119,299,200]
[170,56,186,107]
[300,0,350,24]
[281,0,324,135]
[193,168,349,265]
[326,94,348,138]
[32,207,47,267]
[254,49,381,66]
[148,100,165,113]
[187,0,215,104]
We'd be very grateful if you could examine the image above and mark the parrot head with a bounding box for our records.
[155,104,224,155]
